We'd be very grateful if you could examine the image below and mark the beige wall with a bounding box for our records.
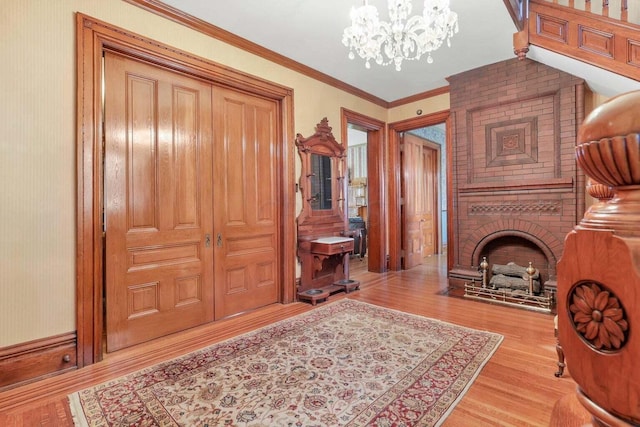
[0,0,450,347]
[387,93,450,123]
[1,1,78,347]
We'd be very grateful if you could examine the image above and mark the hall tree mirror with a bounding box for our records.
[296,118,359,305]
[296,118,346,227]
[309,153,333,210]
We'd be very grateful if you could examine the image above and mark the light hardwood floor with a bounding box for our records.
[0,255,577,426]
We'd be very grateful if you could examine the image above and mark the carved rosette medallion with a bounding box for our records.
[502,134,520,150]
[568,281,628,351]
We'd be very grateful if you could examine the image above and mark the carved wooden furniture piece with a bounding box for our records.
[296,118,360,304]
[554,90,640,426]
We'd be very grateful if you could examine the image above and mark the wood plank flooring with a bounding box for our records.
[0,255,578,426]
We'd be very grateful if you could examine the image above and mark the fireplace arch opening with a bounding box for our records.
[462,231,558,312]
[451,219,564,311]
[472,231,557,287]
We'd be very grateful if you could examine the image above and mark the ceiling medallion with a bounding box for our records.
[568,281,628,351]
[342,0,459,71]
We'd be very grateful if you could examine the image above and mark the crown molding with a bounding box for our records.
[387,86,450,108]
[124,0,392,107]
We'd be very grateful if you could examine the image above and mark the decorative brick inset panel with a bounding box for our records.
[467,92,558,184]
[470,201,561,215]
[486,117,537,167]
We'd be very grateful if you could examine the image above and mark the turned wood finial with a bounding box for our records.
[577,90,640,189]
[513,30,529,60]
[557,90,640,426]
[575,90,640,236]
[577,91,640,152]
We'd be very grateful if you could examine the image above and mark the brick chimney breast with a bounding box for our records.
[448,58,586,293]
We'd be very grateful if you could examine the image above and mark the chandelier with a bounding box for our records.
[342,0,459,71]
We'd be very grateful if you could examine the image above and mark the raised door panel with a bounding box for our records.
[104,52,214,351]
[213,86,279,318]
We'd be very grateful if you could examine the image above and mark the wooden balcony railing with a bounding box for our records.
[538,0,638,26]
[523,0,640,82]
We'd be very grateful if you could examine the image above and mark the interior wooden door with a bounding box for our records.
[402,134,439,269]
[420,144,438,257]
[401,134,425,269]
[212,86,280,319]
[104,52,214,351]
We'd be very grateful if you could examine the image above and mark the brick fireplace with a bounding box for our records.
[447,58,586,295]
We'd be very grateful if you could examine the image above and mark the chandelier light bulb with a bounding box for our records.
[342,0,458,71]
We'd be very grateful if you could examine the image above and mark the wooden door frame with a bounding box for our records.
[341,108,387,273]
[76,13,295,366]
[388,110,452,271]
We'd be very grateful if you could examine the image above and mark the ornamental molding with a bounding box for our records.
[469,201,561,215]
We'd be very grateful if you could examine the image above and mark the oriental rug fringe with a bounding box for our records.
[68,299,502,426]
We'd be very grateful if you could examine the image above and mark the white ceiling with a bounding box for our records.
[160,0,640,101]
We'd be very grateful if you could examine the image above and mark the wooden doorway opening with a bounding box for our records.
[341,108,386,273]
[388,110,452,272]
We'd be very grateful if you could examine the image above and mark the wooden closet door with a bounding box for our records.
[104,52,214,351]
[212,86,280,319]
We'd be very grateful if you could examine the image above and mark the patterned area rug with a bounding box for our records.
[68,300,502,426]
